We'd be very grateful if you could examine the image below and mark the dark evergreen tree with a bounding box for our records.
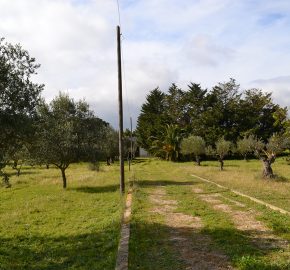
[136,79,286,161]
[203,78,241,145]
[164,83,185,126]
[239,89,284,141]
[183,83,208,137]
[136,88,167,153]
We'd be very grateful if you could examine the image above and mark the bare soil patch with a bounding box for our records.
[150,187,233,270]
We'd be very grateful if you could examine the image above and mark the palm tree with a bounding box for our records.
[149,124,183,161]
[162,124,183,161]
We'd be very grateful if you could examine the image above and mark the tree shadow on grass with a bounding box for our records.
[8,170,39,177]
[136,179,196,187]
[129,220,289,270]
[70,184,119,193]
[131,158,149,165]
[0,226,119,270]
[1,218,287,270]
[272,175,289,183]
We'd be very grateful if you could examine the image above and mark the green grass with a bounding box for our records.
[129,184,186,270]
[1,158,290,269]
[170,185,290,269]
[180,157,290,211]
[0,163,125,270]
[130,158,290,270]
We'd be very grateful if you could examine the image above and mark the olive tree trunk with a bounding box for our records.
[195,155,201,166]
[12,160,22,177]
[0,170,11,188]
[60,168,67,188]
[262,155,275,179]
[218,158,224,171]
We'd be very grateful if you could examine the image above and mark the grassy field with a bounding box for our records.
[129,158,290,270]
[180,157,290,211]
[1,158,290,269]
[0,163,126,270]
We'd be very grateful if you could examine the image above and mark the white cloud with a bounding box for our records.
[248,76,290,107]
[1,0,290,127]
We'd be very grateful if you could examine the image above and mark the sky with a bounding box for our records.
[1,0,290,128]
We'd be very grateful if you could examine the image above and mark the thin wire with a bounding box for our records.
[116,0,122,27]
[116,0,134,174]
[121,41,132,121]
[116,0,132,123]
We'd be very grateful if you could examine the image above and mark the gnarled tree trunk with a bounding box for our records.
[262,155,275,179]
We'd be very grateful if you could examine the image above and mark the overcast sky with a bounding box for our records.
[1,0,290,128]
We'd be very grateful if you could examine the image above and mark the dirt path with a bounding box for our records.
[150,187,234,270]
[192,187,289,251]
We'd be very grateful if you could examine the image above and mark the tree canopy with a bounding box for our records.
[136,79,286,161]
[34,93,108,188]
[0,38,43,186]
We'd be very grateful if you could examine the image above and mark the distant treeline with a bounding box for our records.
[136,79,288,160]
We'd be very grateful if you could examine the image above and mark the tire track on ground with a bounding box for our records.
[150,186,233,270]
[192,187,289,252]
[191,174,290,215]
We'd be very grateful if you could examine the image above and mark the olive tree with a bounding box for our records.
[256,134,288,178]
[0,38,43,186]
[215,138,232,170]
[35,93,108,188]
[102,126,119,165]
[237,135,255,161]
[181,135,206,165]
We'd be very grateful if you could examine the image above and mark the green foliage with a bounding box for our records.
[203,78,241,144]
[136,88,167,152]
[149,124,184,161]
[216,137,231,160]
[34,93,108,188]
[205,145,216,157]
[215,137,232,170]
[184,83,208,135]
[237,135,257,160]
[266,133,288,155]
[102,126,119,161]
[136,79,286,161]
[240,89,283,142]
[181,135,206,155]
[0,38,43,185]
[181,135,206,164]
[162,124,183,161]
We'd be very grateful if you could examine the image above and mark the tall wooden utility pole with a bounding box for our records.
[128,117,133,171]
[117,25,125,194]
[130,116,133,160]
